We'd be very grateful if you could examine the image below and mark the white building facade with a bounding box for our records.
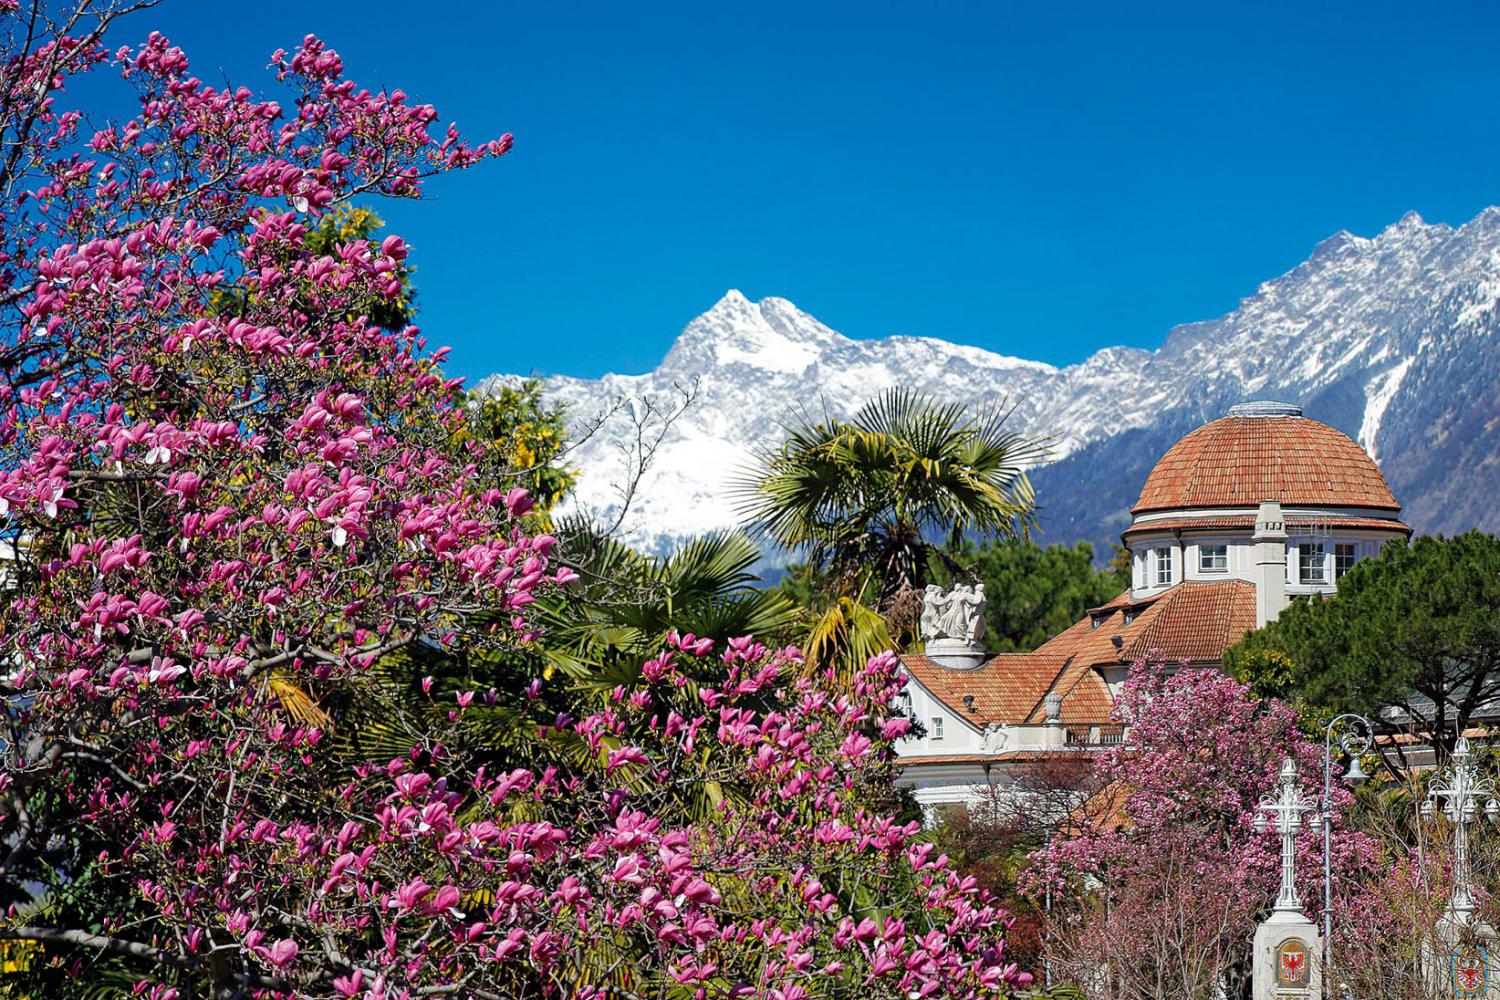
[896,401,1411,818]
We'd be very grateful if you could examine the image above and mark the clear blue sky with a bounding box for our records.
[111,1,1500,382]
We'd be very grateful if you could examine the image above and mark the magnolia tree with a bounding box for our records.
[1027,663,1380,1000]
[0,5,1031,998]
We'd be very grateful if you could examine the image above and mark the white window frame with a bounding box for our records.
[1153,546,1174,587]
[1334,543,1356,579]
[930,716,945,740]
[1298,542,1328,585]
[1198,543,1228,574]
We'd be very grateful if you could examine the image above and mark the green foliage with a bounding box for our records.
[774,564,899,686]
[210,204,416,333]
[303,205,415,331]
[461,381,575,518]
[0,782,157,998]
[367,527,797,706]
[532,527,801,681]
[933,538,1129,652]
[1226,531,1500,764]
[735,388,1049,604]
[340,530,801,833]
[773,560,835,610]
[1226,645,1299,702]
[799,594,897,688]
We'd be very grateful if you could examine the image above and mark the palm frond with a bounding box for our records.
[800,596,895,687]
[734,388,1050,596]
[262,671,334,730]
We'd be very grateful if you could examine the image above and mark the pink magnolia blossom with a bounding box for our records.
[0,11,1027,999]
[1028,661,1379,990]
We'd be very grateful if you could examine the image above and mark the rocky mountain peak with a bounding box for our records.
[659,289,846,377]
[494,207,1500,562]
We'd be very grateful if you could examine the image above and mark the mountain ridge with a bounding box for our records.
[481,207,1500,561]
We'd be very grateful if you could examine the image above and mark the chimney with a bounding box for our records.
[1253,499,1289,627]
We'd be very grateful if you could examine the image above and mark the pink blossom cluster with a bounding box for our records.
[0,16,1026,1000]
[1027,662,1380,978]
[86,641,1030,998]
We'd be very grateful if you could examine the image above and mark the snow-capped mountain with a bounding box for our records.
[482,207,1500,560]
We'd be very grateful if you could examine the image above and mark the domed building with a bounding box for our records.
[1123,400,1408,618]
[894,401,1410,818]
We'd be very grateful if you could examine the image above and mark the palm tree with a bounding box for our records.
[340,526,800,767]
[524,525,801,688]
[735,388,1049,609]
[327,526,800,855]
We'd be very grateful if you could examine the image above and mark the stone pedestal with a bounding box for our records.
[922,637,986,670]
[1425,911,1500,999]
[1253,910,1322,1000]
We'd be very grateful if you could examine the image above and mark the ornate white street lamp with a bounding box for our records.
[1322,713,1372,984]
[1422,736,1500,920]
[1253,758,1323,999]
[1255,758,1320,914]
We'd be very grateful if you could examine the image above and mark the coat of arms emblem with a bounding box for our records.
[1453,945,1488,998]
[1275,938,1309,988]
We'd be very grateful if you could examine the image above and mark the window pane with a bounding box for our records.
[1299,543,1326,584]
[1335,543,1356,578]
[931,717,944,740]
[1199,544,1228,573]
[1155,547,1173,585]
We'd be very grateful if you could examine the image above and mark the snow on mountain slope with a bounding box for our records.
[482,208,1500,560]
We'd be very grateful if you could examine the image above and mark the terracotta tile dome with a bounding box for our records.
[1132,402,1401,515]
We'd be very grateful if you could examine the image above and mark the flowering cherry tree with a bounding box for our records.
[1028,663,1379,999]
[0,5,1030,997]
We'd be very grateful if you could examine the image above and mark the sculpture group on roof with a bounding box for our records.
[920,582,987,646]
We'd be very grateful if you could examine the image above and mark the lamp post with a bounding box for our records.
[1322,713,1372,989]
[1422,736,1500,920]
[1254,758,1320,913]
[1253,759,1322,1000]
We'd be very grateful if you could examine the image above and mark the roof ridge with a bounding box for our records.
[1022,654,1077,723]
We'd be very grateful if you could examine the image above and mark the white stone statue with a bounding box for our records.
[921,583,986,646]
[982,723,1003,754]
[919,584,945,639]
[967,583,986,644]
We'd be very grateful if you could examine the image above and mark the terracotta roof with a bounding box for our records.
[1022,656,1114,724]
[1122,514,1411,538]
[900,653,1070,726]
[1061,779,1132,837]
[1125,580,1258,663]
[1092,590,1139,610]
[1036,580,1257,670]
[901,581,1255,736]
[1132,415,1401,515]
